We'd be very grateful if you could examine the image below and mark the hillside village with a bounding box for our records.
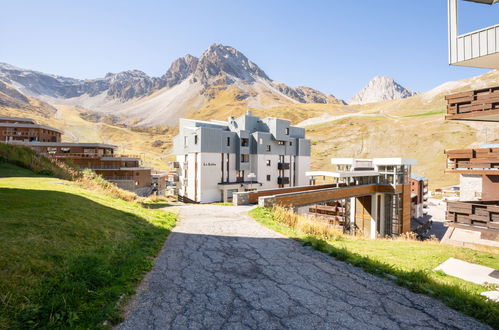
[1,0,498,329]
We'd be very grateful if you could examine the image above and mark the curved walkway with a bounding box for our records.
[118,205,487,329]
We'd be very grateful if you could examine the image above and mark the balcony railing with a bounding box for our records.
[103,176,135,181]
[46,153,140,159]
[446,200,499,230]
[278,177,290,185]
[278,162,290,170]
[445,86,499,121]
[445,147,499,174]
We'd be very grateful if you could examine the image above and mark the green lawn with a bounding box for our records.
[0,163,176,329]
[250,207,499,328]
[404,110,445,117]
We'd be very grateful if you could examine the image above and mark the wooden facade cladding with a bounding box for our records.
[445,147,499,174]
[445,86,499,121]
[446,201,499,230]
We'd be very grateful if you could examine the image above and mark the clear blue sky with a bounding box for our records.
[1,0,498,100]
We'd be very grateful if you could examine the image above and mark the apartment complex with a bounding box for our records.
[410,174,429,219]
[1,117,152,194]
[172,111,310,203]
[444,0,499,246]
[0,116,62,142]
[303,158,415,239]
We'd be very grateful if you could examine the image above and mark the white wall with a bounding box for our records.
[460,174,482,201]
[295,156,310,186]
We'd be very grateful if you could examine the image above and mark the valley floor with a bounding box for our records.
[118,204,486,329]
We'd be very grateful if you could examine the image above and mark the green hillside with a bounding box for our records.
[0,162,176,328]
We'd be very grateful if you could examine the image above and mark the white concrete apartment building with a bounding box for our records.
[172,111,311,203]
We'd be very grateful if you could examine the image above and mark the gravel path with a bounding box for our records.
[118,205,488,329]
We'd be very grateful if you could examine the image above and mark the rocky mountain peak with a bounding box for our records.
[349,76,414,105]
[162,54,199,88]
[193,44,270,85]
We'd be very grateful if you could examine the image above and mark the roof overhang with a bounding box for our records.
[464,0,499,4]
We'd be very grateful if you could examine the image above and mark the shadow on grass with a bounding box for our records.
[141,201,172,209]
[0,187,175,329]
[299,236,499,329]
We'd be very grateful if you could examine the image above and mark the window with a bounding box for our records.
[61,147,71,153]
[289,141,292,146]
[241,154,249,163]
[241,138,249,147]
[266,160,271,166]
[266,145,271,152]
[285,127,289,135]
[266,175,271,181]
[227,137,231,146]
[277,141,285,145]
[194,135,198,145]
[184,136,188,147]
[259,138,263,145]
[47,147,57,154]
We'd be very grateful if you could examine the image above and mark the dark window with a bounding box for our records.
[227,137,231,146]
[61,148,71,153]
[266,145,271,152]
[241,138,249,147]
[266,160,271,166]
[285,128,289,135]
[289,141,292,146]
[266,175,271,181]
[194,135,198,145]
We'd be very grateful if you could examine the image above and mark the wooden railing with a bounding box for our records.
[103,176,134,181]
[47,153,140,159]
[446,86,499,121]
[445,147,499,174]
[446,201,499,230]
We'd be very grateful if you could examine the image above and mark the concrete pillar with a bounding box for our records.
[370,194,377,240]
[379,194,386,237]
[448,0,458,64]
[349,197,356,235]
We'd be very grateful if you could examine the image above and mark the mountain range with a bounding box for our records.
[0,44,416,126]
[1,43,496,189]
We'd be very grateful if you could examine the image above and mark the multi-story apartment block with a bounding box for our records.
[305,158,415,238]
[410,174,429,219]
[0,116,62,142]
[173,111,310,203]
[444,0,499,246]
[1,117,152,194]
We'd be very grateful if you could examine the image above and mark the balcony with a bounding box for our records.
[277,177,290,185]
[103,176,134,181]
[47,153,140,159]
[445,147,499,174]
[278,162,290,170]
[446,200,499,230]
[448,0,499,69]
[446,86,499,121]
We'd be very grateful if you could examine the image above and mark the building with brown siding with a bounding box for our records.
[2,116,152,195]
[0,116,62,142]
[444,0,499,246]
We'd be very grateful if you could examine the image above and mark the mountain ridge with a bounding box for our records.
[0,44,345,126]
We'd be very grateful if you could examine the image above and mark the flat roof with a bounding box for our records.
[0,116,36,123]
[330,158,416,166]
[8,141,117,149]
[306,170,380,178]
[0,122,64,134]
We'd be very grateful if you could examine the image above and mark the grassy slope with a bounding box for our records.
[0,104,176,169]
[0,163,176,328]
[249,207,499,328]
